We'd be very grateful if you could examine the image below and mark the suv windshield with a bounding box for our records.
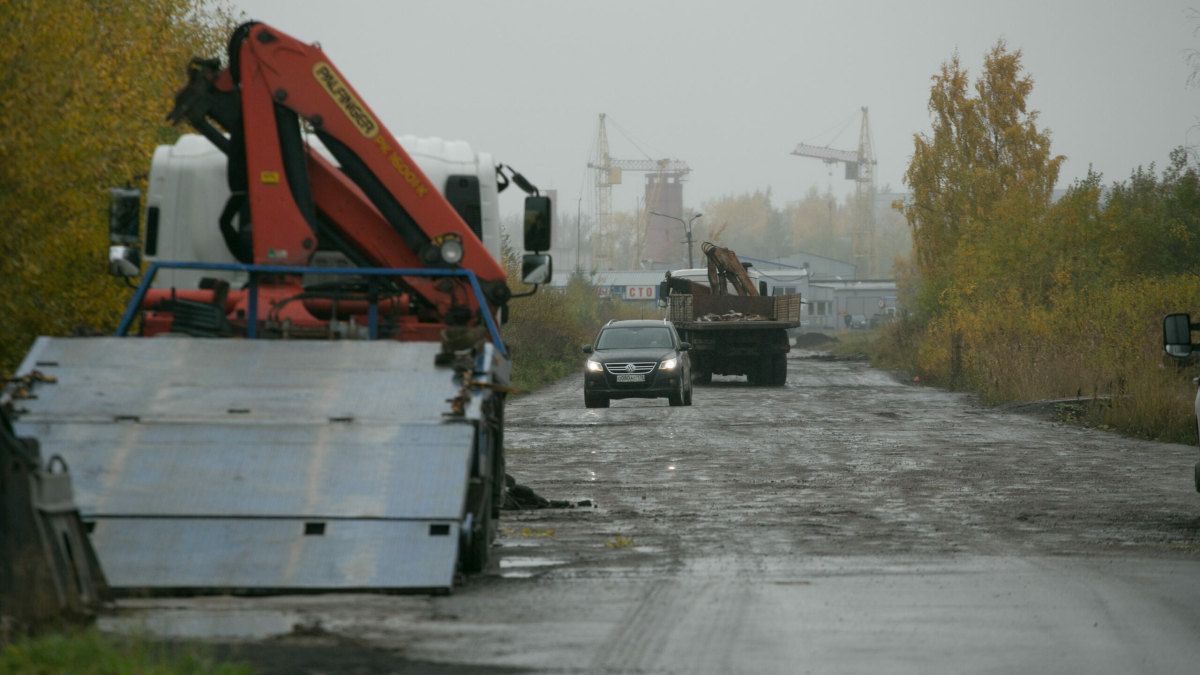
[596,326,673,350]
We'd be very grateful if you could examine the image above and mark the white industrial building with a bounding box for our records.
[549,266,815,306]
[745,251,857,280]
[805,279,898,330]
[549,250,898,330]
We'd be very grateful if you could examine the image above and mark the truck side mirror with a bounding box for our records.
[108,187,142,277]
[1163,313,1198,358]
[521,253,552,285]
[581,344,593,354]
[524,196,552,252]
[680,342,692,351]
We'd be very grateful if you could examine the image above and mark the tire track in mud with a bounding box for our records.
[585,578,696,674]
[584,576,759,675]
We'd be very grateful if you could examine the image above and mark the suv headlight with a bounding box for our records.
[587,360,604,372]
[659,358,677,370]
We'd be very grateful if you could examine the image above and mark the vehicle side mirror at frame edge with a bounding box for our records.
[1163,313,1198,358]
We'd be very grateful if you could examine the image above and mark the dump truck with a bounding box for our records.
[660,243,802,385]
[2,21,554,593]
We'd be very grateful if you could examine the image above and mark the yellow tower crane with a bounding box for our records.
[791,107,877,278]
[588,114,689,270]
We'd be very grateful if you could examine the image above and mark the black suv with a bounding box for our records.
[581,319,692,408]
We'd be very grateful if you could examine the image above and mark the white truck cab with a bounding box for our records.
[142,134,504,290]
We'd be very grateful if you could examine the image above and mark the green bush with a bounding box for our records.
[502,268,644,391]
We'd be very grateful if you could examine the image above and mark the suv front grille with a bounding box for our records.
[604,362,657,375]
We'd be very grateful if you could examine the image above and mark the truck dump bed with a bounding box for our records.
[669,293,802,330]
[11,337,489,592]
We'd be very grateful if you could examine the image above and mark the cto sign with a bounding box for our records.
[597,285,658,300]
[624,285,657,300]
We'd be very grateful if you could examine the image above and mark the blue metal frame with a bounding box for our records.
[116,261,507,356]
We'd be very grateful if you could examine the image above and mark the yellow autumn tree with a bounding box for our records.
[883,39,1200,442]
[0,0,232,374]
[901,40,1064,317]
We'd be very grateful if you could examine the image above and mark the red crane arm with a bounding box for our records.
[305,151,446,311]
[169,22,511,315]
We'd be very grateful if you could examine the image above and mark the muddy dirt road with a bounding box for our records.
[106,355,1200,674]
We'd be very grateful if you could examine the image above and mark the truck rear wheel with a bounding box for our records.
[461,477,494,574]
[747,362,769,386]
[771,354,788,386]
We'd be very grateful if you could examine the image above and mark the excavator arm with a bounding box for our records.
[702,242,758,296]
[168,22,512,318]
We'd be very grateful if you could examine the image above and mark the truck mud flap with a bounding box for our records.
[11,338,477,592]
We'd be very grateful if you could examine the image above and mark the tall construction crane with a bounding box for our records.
[588,113,689,270]
[792,107,877,278]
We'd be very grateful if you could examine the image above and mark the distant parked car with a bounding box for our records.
[850,314,868,329]
[581,319,693,408]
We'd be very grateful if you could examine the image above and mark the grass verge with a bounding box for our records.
[858,303,1200,445]
[0,630,250,675]
[502,268,644,392]
[826,330,873,357]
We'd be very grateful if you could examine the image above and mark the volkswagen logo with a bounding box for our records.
[625,364,636,373]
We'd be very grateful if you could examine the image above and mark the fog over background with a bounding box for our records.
[231,0,1200,219]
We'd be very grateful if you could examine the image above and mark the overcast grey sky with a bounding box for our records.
[231,0,1200,219]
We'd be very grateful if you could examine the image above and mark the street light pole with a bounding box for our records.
[576,197,582,272]
[650,211,703,268]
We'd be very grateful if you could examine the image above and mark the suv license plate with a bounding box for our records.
[615,374,645,382]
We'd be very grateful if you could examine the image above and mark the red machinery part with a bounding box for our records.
[231,23,504,313]
[168,21,514,333]
[140,287,414,337]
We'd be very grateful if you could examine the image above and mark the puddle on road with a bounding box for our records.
[501,557,565,568]
[500,556,565,579]
[500,540,545,547]
[98,609,300,640]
